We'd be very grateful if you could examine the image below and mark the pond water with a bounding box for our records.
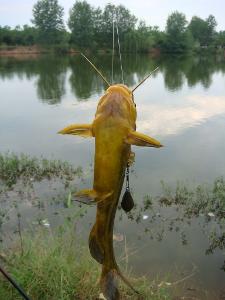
[0,53,225,299]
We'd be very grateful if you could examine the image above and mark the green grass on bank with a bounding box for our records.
[0,225,170,300]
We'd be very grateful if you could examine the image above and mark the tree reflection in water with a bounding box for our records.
[1,54,225,103]
[36,56,67,104]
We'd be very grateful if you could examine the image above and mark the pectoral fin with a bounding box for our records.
[74,189,113,205]
[58,124,93,138]
[125,131,162,148]
[74,189,97,205]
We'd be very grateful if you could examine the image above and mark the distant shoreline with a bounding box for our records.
[0,45,80,56]
[0,45,224,57]
[0,45,163,57]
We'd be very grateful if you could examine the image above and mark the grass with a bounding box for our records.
[0,152,82,188]
[0,224,170,300]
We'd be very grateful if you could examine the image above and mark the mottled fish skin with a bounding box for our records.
[59,84,162,299]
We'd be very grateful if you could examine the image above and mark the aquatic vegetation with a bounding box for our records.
[0,224,171,300]
[0,152,82,188]
[122,178,225,271]
[159,178,225,220]
[0,152,83,242]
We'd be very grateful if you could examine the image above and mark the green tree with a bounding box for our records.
[165,11,193,52]
[32,0,65,44]
[189,15,217,47]
[188,16,207,46]
[0,26,13,45]
[0,25,37,46]
[68,1,95,48]
[126,21,155,53]
[100,4,137,48]
[215,31,225,48]
[166,11,187,36]
[205,15,217,45]
[21,25,37,45]
[92,7,103,47]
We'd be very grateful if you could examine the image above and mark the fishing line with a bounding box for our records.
[115,19,124,84]
[111,19,115,84]
[125,164,130,191]
[0,265,31,300]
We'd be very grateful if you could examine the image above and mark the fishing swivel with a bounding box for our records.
[125,164,130,191]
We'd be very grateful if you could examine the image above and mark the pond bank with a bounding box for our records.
[0,45,80,56]
[0,225,170,300]
[1,45,224,58]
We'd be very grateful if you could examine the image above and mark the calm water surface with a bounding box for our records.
[0,54,225,299]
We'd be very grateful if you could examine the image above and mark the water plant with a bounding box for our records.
[121,178,225,271]
[0,152,82,188]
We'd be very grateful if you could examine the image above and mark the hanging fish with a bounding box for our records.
[58,55,162,300]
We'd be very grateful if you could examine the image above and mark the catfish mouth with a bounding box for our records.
[107,84,132,97]
[116,84,131,94]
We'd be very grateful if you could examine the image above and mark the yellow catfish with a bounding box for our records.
[59,85,162,298]
[59,64,162,299]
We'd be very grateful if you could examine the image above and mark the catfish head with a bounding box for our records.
[94,84,137,132]
[59,81,162,148]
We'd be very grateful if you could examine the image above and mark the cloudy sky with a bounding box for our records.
[0,0,224,31]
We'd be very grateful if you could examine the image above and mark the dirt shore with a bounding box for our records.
[0,45,79,56]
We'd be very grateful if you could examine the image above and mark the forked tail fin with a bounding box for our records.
[116,266,140,296]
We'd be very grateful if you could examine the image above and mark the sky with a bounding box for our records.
[0,0,225,31]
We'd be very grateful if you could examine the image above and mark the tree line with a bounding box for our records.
[1,0,225,53]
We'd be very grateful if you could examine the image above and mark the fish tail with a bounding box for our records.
[101,263,140,299]
[116,265,140,295]
[118,271,137,293]
[100,269,120,300]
